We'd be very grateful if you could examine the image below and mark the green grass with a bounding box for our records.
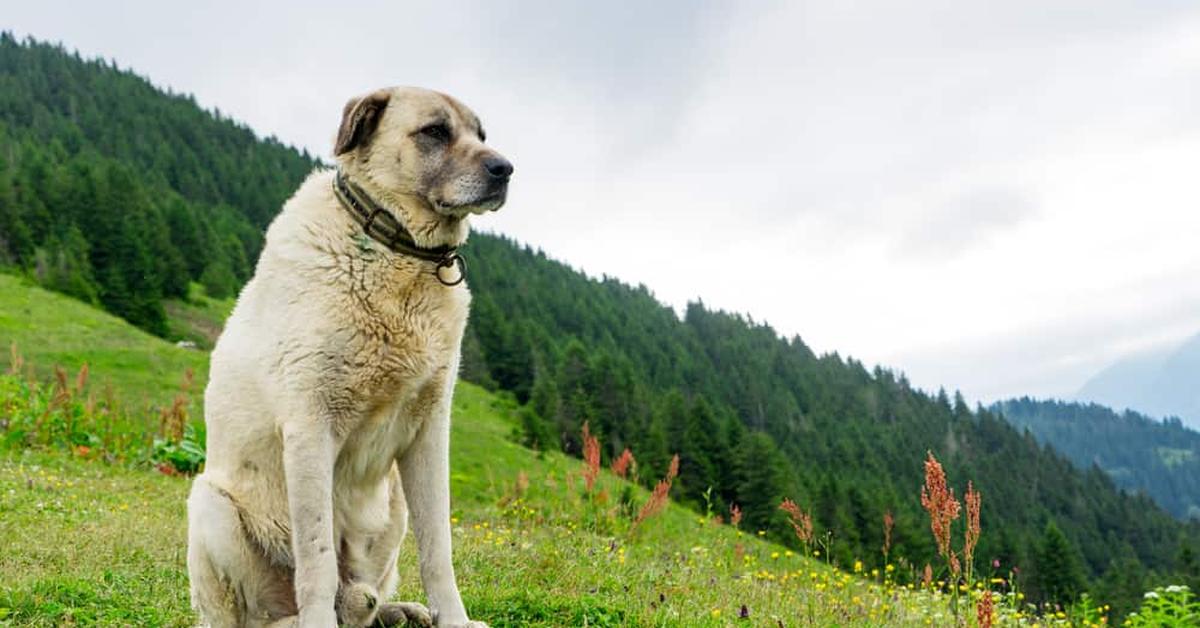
[2,384,951,627]
[163,283,236,351]
[0,276,1110,626]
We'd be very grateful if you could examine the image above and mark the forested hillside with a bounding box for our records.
[2,35,1199,612]
[0,34,318,334]
[996,398,1200,520]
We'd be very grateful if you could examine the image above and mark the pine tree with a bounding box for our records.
[1034,521,1086,608]
[733,432,788,535]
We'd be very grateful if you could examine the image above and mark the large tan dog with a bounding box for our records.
[186,87,511,628]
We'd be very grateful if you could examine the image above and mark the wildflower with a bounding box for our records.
[964,481,982,572]
[920,452,961,558]
[710,608,721,618]
[632,454,679,529]
[976,591,994,628]
[882,509,894,558]
[74,362,89,393]
[1143,591,1159,599]
[581,422,601,492]
[922,563,933,588]
[729,504,743,529]
[611,447,635,479]
[854,560,863,573]
[779,498,814,547]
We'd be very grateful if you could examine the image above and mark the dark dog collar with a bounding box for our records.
[332,170,465,286]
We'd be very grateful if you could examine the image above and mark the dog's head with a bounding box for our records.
[334,87,512,217]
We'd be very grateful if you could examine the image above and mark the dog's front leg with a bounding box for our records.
[399,400,483,627]
[282,421,339,627]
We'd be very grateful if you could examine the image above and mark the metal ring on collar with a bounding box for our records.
[435,254,467,287]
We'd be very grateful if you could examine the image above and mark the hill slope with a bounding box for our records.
[2,35,1198,614]
[0,273,206,412]
[996,397,1200,520]
[1077,332,1200,430]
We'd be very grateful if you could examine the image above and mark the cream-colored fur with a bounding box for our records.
[186,87,510,628]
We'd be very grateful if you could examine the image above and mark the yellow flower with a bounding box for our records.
[853,560,863,573]
[886,564,895,572]
[710,608,721,618]
[771,551,780,559]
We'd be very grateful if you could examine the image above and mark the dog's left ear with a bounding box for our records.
[334,89,391,156]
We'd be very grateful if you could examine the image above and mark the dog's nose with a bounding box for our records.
[483,156,513,180]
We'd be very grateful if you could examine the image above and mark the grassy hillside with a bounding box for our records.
[0,273,206,412]
[0,386,957,628]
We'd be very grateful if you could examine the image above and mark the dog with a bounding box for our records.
[186,86,511,628]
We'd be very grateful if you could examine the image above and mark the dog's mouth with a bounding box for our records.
[434,190,507,216]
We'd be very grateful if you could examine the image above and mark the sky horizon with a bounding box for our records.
[8,1,1200,406]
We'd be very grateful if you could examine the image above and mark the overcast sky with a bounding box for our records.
[9,1,1200,403]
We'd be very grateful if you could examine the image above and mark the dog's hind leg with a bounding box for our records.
[188,475,298,627]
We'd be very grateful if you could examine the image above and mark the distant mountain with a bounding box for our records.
[994,397,1200,520]
[1077,333,1200,429]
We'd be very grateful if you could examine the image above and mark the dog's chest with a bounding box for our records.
[339,257,469,398]
[328,260,468,477]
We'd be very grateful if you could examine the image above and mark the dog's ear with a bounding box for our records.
[334,90,391,156]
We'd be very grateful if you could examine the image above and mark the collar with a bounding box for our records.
[332,170,465,286]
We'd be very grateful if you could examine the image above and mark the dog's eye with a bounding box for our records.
[418,123,451,142]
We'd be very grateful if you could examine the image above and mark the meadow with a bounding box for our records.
[0,276,1195,626]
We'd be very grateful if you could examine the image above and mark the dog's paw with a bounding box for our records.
[335,581,380,627]
[375,601,433,627]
